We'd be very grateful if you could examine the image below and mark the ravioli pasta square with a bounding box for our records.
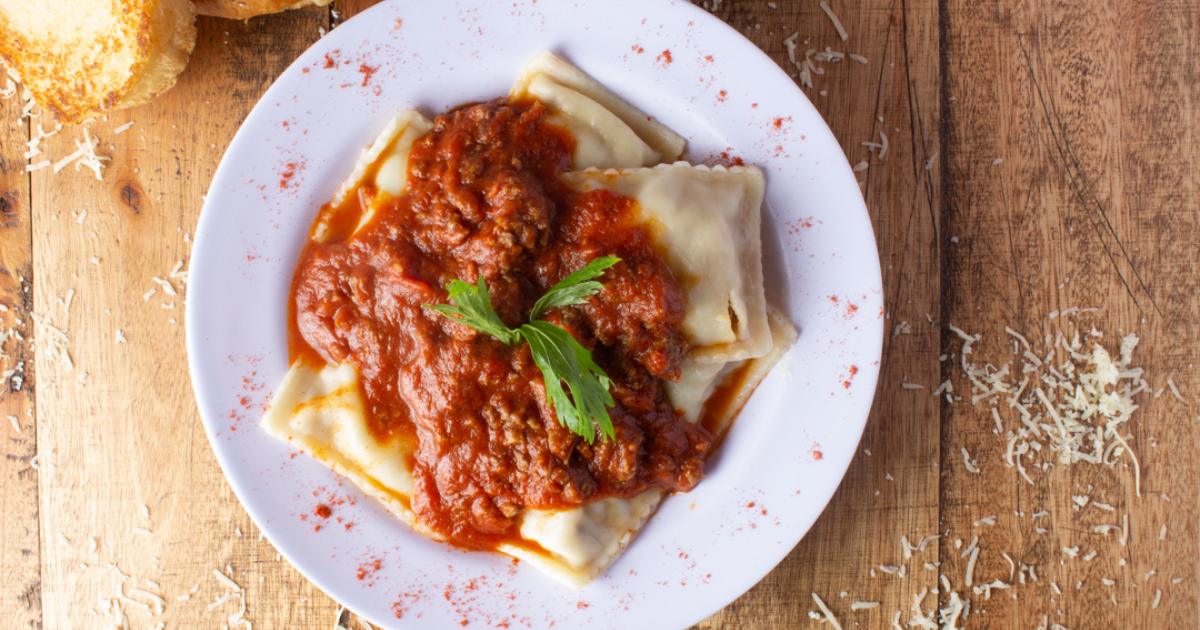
[511,52,686,169]
[561,163,772,364]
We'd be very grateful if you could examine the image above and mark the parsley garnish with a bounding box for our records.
[427,256,621,443]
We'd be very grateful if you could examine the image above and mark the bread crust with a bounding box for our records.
[196,0,332,20]
[0,0,197,123]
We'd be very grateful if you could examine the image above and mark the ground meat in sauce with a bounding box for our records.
[292,99,711,549]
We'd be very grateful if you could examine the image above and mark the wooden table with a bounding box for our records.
[1,1,1195,628]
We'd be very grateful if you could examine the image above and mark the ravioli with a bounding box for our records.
[511,52,686,169]
[562,163,772,364]
[311,109,432,243]
[262,361,422,527]
[264,54,797,589]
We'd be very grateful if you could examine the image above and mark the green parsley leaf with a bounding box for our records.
[426,277,520,345]
[517,320,616,443]
[426,257,621,443]
[528,255,621,321]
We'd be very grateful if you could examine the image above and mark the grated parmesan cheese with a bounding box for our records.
[964,547,980,587]
[949,318,1147,498]
[52,128,109,179]
[1166,377,1185,402]
[810,593,843,630]
[1001,552,1016,580]
[818,0,849,41]
[863,130,889,159]
[961,447,980,473]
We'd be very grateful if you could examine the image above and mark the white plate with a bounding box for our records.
[187,1,882,627]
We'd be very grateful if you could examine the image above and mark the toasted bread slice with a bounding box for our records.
[0,0,196,123]
[196,0,332,20]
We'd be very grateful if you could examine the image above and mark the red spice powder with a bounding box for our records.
[631,44,645,54]
[784,217,813,236]
[358,63,378,87]
[709,149,745,167]
[745,501,756,508]
[656,49,673,66]
[357,558,383,584]
[323,51,339,68]
[842,364,859,390]
[846,303,859,318]
[314,503,333,519]
[716,89,728,103]
[703,54,714,63]
[575,601,590,610]
[391,588,425,620]
[278,162,298,189]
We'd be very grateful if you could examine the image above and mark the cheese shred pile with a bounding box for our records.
[947,313,1146,496]
[2,61,112,180]
[808,309,1181,629]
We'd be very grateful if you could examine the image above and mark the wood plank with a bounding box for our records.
[939,0,1198,627]
[697,0,944,626]
[0,71,40,630]
[333,0,377,20]
[29,9,336,629]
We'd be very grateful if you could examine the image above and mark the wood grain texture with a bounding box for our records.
[695,0,944,627]
[2,0,1196,628]
[25,9,339,630]
[938,1,1198,628]
[0,72,39,630]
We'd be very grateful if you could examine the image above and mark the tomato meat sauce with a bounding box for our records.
[291,99,711,549]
